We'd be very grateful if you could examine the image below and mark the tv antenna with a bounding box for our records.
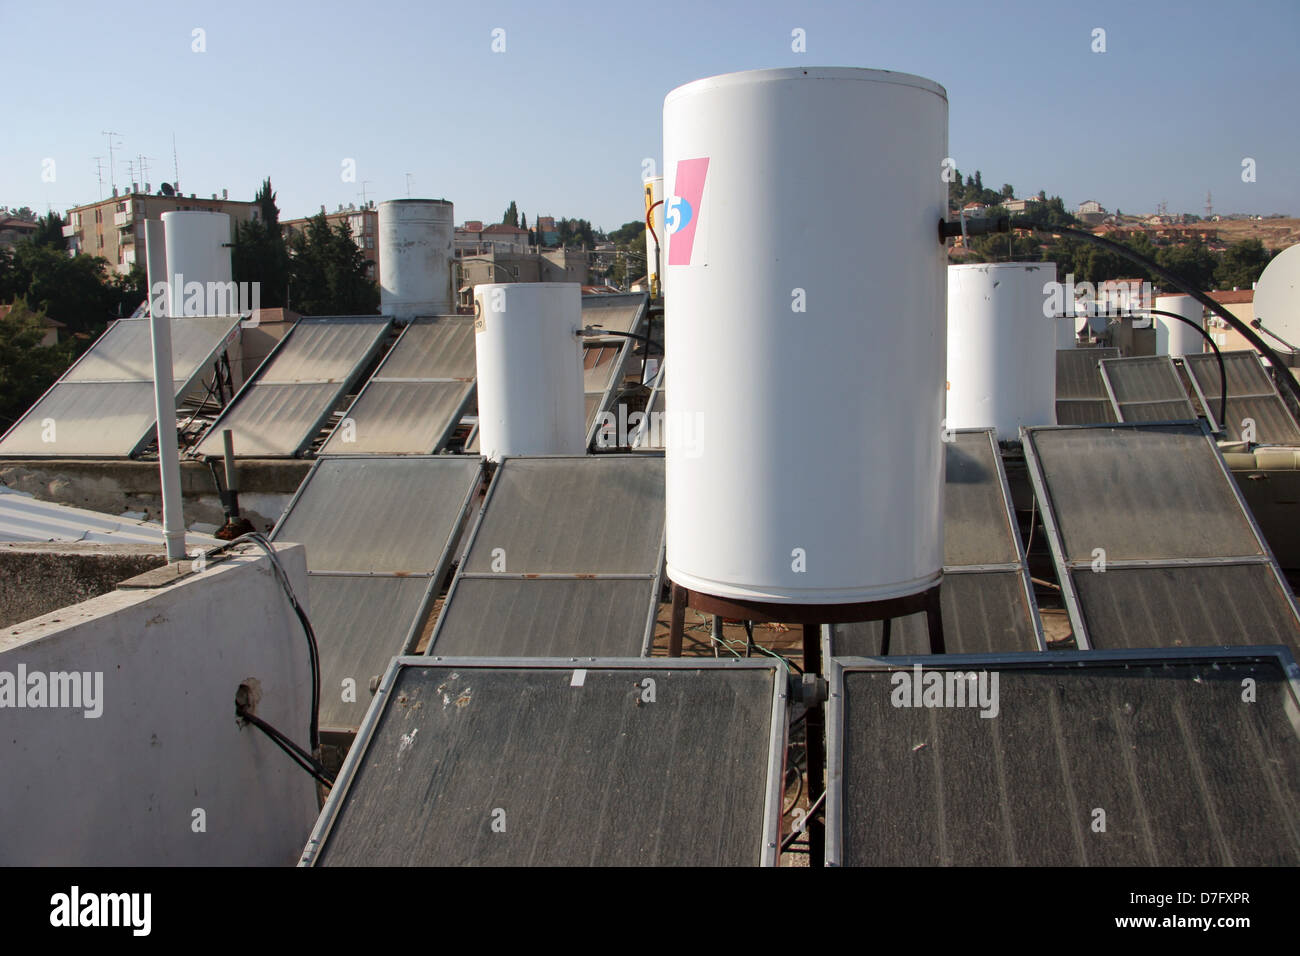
[92,156,105,199]
[358,180,372,205]
[405,173,414,198]
[172,133,181,193]
[101,131,122,191]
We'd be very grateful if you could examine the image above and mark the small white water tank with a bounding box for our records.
[161,211,232,316]
[473,283,586,463]
[947,263,1058,441]
[1155,294,1204,357]
[663,67,948,605]
[378,199,454,318]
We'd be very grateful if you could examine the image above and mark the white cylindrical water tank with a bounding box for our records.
[947,263,1058,441]
[1155,293,1204,357]
[378,199,454,318]
[161,211,232,317]
[663,67,948,605]
[473,282,586,463]
[643,176,664,297]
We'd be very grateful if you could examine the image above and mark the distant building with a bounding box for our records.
[455,222,530,254]
[0,303,64,346]
[1205,289,1255,352]
[961,202,988,219]
[1076,199,1106,226]
[282,203,379,280]
[0,217,38,248]
[535,215,559,246]
[64,187,259,274]
[1002,197,1038,214]
[455,246,591,309]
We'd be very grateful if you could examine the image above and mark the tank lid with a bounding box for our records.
[665,66,947,106]
[380,198,453,206]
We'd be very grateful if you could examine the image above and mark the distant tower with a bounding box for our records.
[1205,191,1213,220]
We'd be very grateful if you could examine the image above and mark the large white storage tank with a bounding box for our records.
[378,199,454,318]
[947,263,1057,441]
[1155,293,1204,357]
[473,282,586,463]
[643,176,664,297]
[663,67,948,605]
[161,211,232,316]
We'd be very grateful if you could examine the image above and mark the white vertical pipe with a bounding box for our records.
[145,220,186,562]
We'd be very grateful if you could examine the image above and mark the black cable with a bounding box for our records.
[580,325,663,357]
[1013,218,1300,406]
[780,790,827,853]
[1131,308,1228,430]
[237,705,333,788]
[204,532,321,753]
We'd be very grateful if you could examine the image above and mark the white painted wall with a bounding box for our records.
[0,543,319,865]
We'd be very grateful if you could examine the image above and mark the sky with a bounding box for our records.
[2,0,1297,231]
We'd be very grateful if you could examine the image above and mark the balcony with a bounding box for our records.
[61,224,76,238]
[113,211,130,227]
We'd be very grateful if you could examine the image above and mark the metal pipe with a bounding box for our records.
[222,429,238,494]
[144,219,186,562]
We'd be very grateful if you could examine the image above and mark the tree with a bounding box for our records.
[1156,239,1217,291]
[520,212,528,231]
[232,177,290,307]
[0,298,81,428]
[608,220,644,246]
[1215,239,1271,290]
[502,201,519,227]
[1000,184,1015,199]
[287,214,379,316]
[33,211,65,249]
[0,241,118,333]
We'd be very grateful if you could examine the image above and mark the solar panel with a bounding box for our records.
[1183,351,1300,444]
[1100,355,1197,423]
[0,316,238,458]
[193,316,391,458]
[301,657,786,866]
[1023,422,1300,651]
[581,291,648,336]
[632,366,665,449]
[830,430,1043,657]
[580,295,647,448]
[270,456,483,731]
[1055,348,1118,425]
[319,317,476,456]
[826,648,1300,866]
[426,455,665,657]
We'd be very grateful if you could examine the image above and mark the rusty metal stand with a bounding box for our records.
[664,580,947,868]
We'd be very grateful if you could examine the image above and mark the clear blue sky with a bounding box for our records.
[3,0,1296,229]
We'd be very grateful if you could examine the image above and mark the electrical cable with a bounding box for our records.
[1126,307,1228,431]
[237,705,333,789]
[1012,218,1300,405]
[203,532,321,755]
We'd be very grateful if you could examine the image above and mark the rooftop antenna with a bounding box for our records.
[101,131,122,192]
[405,173,414,198]
[171,133,180,193]
[92,156,105,200]
[124,158,136,188]
[358,180,372,205]
[137,154,154,190]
